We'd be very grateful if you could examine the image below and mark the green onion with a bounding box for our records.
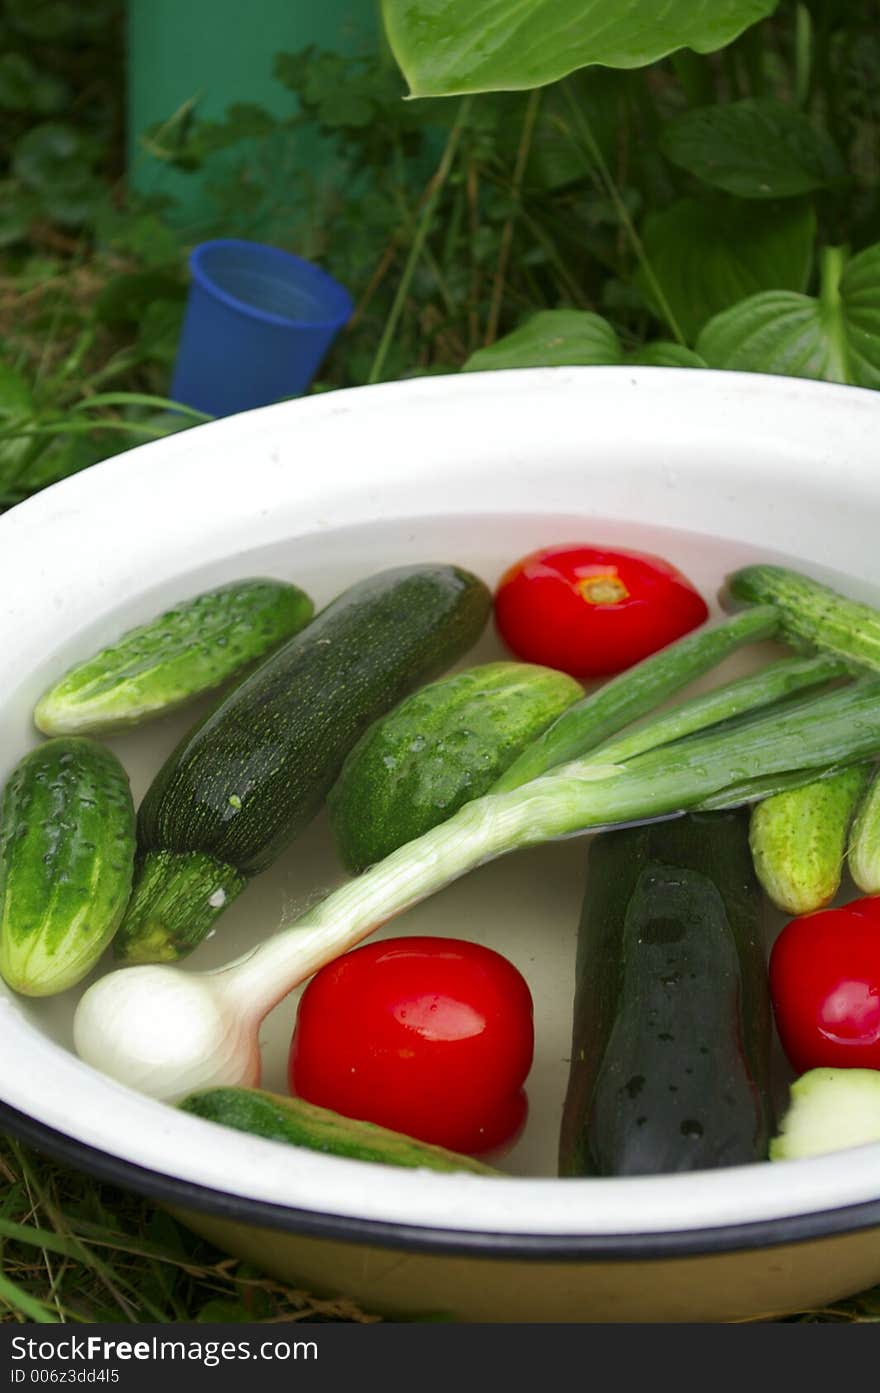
[585,653,845,768]
[493,605,779,791]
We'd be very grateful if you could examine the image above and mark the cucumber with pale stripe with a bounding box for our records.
[0,738,135,996]
[180,1087,498,1174]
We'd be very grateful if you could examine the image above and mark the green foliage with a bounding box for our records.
[697,244,880,387]
[3,3,880,509]
[0,1136,382,1323]
[382,0,780,97]
[0,0,122,236]
[659,98,845,198]
[638,197,816,342]
[463,309,622,371]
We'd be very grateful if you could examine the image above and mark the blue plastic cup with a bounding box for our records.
[170,239,354,417]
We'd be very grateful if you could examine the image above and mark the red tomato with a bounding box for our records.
[769,898,880,1074]
[288,936,534,1154]
[494,543,709,678]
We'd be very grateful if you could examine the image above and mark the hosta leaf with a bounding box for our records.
[630,341,707,367]
[462,310,622,371]
[696,243,880,388]
[659,99,845,198]
[382,0,779,98]
[638,196,815,343]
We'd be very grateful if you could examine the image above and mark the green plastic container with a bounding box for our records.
[126,0,376,229]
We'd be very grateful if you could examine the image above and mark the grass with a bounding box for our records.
[0,1135,878,1324]
[0,1136,382,1324]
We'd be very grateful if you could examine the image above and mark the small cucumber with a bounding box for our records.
[725,564,880,673]
[116,564,491,963]
[847,766,880,894]
[0,738,135,996]
[179,1087,499,1174]
[34,578,314,735]
[329,661,582,872]
[749,766,869,916]
[559,811,773,1177]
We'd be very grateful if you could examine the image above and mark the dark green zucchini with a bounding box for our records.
[0,738,135,996]
[116,564,491,962]
[180,1086,499,1174]
[559,811,773,1177]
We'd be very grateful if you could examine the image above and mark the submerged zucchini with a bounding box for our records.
[180,1086,498,1174]
[0,739,135,996]
[559,811,773,1177]
[116,564,491,963]
[329,661,582,872]
[34,578,314,735]
[726,564,880,673]
[749,766,870,915]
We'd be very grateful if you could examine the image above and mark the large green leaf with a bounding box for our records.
[462,310,622,371]
[461,310,707,373]
[382,0,779,97]
[659,99,845,199]
[630,341,707,368]
[638,196,815,343]
[696,244,880,387]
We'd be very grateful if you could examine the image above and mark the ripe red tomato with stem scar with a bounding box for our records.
[494,543,709,678]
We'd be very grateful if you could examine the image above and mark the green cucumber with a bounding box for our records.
[34,578,314,735]
[559,811,773,1177]
[116,564,491,963]
[179,1086,499,1174]
[725,564,880,673]
[0,739,135,996]
[847,766,880,894]
[748,766,870,915]
[329,661,582,872]
[770,1069,880,1161]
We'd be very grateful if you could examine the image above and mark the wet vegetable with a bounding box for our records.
[494,543,709,679]
[559,811,772,1176]
[34,579,314,735]
[330,660,581,872]
[0,739,135,996]
[115,564,491,963]
[180,1086,499,1174]
[289,936,533,1154]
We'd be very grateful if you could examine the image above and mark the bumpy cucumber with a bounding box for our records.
[847,766,880,893]
[559,811,773,1177]
[726,564,880,673]
[749,766,869,915]
[0,739,135,996]
[116,564,491,963]
[179,1087,498,1174]
[34,578,314,735]
[329,661,582,872]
